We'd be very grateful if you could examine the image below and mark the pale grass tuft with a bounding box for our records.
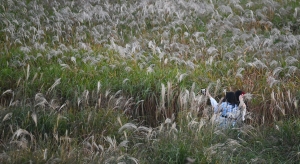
[119,140,129,148]
[118,123,137,133]
[161,83,166,110]
[164,118,172,124]
[287,90,292,103]
[178,73,188,82]
[105,89,111,98]
[82,90,89,105]
[197,119,206,132]
[11,128,34,144]
[47,78,61,95]
[294,7,299,18]
[84,112,91,124]
[77,97,82,107]
[235,67,244,79]
[122,78,129,84]
[285,56,298,65]
[2,112,12,122]
[43,148,48,160]
[71,56,76,64]
[2,89,13,96]
[58,102,67,112]
[97,81,101,94]
[60,135,72,143]
[276,105,285,116]
[251,157,267,163]
[272,67,283,77]
[214,130,226,137]
[169,122,178,134]
[35,93,48,108]
[12,129,30,139]
[146,64,155,74]
[31,112,37,127]
[188,119,199,129]
[10,137,28,149]
[1,89,14,107]
[243,93,252,101]
[117,116,122,126]
[205,138,242,162]
[204,142,225,162]
[185,157,196,164]
[179,89,190,110]
[26,64,30,81]
[104,136,117,151]
[128,156,139,164]
[60,63,71,70]
[271,90,276,101]
[226,138,241,148]
[207,46,218,54]
[287,66,298,75]
[294,100,299,109]
[267,76,280,88]
[137,126,153,137]
[31,72,38,83]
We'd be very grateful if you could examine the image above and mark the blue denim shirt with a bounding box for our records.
[219,102,238,117]
[210,97,238,117]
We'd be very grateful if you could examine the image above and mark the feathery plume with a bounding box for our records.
[2,113,12,122]
[161,83,166,110]
[26,64,30,81]
[119,123,137,133]
[47,78,61,95]
[97,81,101,95]
[235,67,245,79]
[272,67,283,77]
[31,112,37,127]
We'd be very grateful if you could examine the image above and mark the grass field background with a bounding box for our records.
[0,0,300,163]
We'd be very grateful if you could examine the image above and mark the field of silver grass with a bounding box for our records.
[0,0,300,163]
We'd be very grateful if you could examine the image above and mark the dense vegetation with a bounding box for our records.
[0,0,299,163]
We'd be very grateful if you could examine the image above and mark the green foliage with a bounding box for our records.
[0,0,300,163]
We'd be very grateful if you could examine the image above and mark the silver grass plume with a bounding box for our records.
[287,66,298,75]
[47,78,61,95]
[272,67,283,78]
[161,83,166,111]
[178,73,188,83]
[97,81,101,95]
[31,112,37,127]
[2,89,14,107]
[285,56,298,66]
[118,123,137,133]
[26,64,30,81]
[35,93,48,108]
[267,75,280,88]
[235,67,245,79]
[11,128,34,142]
[2,113,12,122]
[104,136,117,152]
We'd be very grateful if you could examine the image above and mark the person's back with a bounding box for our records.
[207,91,246,127]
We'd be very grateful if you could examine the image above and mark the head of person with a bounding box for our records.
[235,90,245,101]
[223,92,238,105]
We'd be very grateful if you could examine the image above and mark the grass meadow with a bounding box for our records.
[0,0,300,163]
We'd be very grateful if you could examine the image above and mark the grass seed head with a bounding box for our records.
[2,113,12,122]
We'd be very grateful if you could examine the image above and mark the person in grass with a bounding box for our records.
[207,90,247,127]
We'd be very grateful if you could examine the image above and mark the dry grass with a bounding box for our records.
[0,0,299,163]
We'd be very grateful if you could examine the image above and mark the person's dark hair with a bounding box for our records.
[223,92,238,105]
